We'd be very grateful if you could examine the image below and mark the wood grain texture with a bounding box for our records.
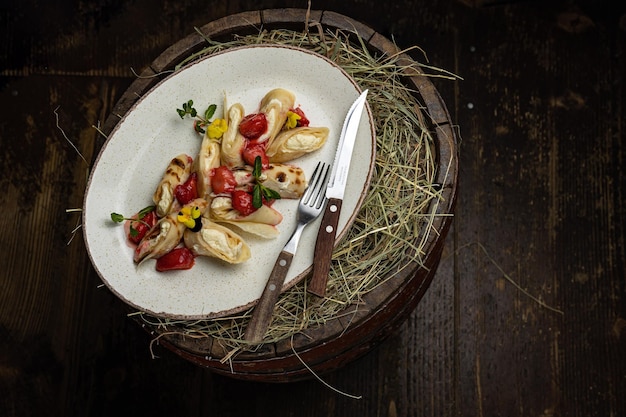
[309,197,343,297]
[244,250,295,343]
[1,0,625,416]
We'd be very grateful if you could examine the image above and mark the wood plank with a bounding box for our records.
[1,1,625,416]
[447,2,626,416]
[448,3,563,414]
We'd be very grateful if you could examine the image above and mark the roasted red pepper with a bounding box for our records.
[155,247,195,272]
[211,166,237,194]
[175,172,198,204]
[128,209,158,245]
[231,190,256,216]
[242,143,269,169]
[290,107,310,127]
[238,113,268,140]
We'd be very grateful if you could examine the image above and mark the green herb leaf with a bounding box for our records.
[177,100,198,119]
[251,156,281,205]
[253,156,262,178]
[111,206,155,225]
[137,205,155,219]
[261,186,282,201]
[111,212,125,223]
[204,104,217,120]
[129,226,139,238]
[252,184,263,209]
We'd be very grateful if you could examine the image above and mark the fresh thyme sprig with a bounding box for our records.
[176,100,217,134]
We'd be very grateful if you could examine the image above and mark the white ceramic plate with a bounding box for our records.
[83,45,375,319]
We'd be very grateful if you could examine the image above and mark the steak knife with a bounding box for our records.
[308,90,368,297]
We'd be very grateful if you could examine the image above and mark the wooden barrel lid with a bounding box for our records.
[99,8,459,382]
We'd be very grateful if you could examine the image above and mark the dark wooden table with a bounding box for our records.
[2,1,625,416]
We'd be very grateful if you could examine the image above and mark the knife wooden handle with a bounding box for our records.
[308,197,343,297]
[244,250,294,343]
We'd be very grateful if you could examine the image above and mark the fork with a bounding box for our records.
[243,161,330,343]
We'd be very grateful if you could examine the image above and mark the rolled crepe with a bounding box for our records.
[209,196,283,226]
[221,103,247,169]
[266,126,329,163]
[153,154,192,217]
[193,136,221,199]
[184,218,251,264]
[255,88,295,145]
[259,164,307,199]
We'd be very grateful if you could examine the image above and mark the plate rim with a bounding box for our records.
[82,43,376,319]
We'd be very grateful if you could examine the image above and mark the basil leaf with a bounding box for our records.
[261,186,281,201]
[253,156,262,178]
[252,184,263,209]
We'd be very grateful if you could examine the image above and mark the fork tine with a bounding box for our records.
[301,162,321,202]
[313,165,330,209]
[302,162,326,205]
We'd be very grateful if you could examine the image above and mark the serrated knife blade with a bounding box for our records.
[308,90,368,297]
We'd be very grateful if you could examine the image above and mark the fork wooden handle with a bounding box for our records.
[308,197,342,297]
[244,250,294,343]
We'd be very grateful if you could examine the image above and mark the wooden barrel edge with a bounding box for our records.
[96,8,459,380]
[262,8,323,27]
[158,9,458,373]
[158,265,434,382]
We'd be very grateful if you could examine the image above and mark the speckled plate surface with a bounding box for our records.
[83,45,375,319]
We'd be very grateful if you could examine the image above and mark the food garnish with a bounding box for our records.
[110,206,157,243]
[176,100,224,135]
[251,156,281,209]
